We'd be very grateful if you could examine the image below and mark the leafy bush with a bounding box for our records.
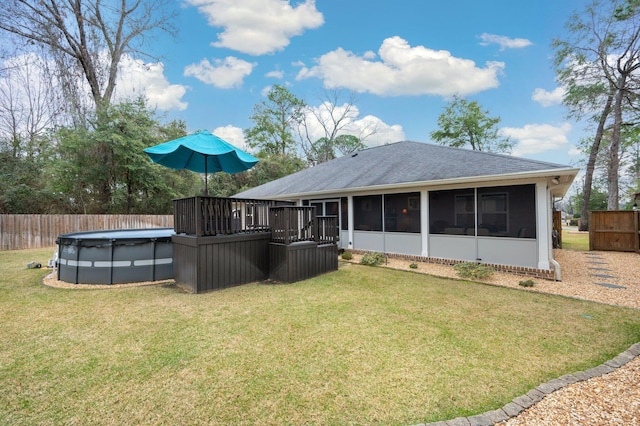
[569,219,579,226]
[360,252,386,266]
[519,279,535,287]
[341,251,353,260]
[453,262,494,280]
[409,263,418,269]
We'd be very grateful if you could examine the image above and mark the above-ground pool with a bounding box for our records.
[57,228,174,285]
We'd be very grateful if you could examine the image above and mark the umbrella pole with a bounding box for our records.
[204,156,208,196]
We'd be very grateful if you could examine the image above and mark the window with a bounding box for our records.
[430,185,536,238]
[479,185,535,238]
[454,194,475,230]
[353,195,382,231]
[430,189,474,235]
[478,192,508,234]
[384,192,420,233]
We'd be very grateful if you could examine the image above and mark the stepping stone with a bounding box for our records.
[592,273,617,279]
[595,282,626,289]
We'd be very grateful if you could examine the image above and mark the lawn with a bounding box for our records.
[1,248,639,425]
[561,228,590,251]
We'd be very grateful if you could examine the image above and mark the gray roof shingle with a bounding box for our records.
[235,141,576,199]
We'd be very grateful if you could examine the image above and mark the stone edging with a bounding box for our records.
[416,342,640,426]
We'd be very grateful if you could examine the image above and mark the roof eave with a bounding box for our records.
[239,167,581,201]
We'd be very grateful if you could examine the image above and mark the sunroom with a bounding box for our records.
[235,141,578,277]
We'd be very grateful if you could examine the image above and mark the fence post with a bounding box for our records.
[635,210,639,253]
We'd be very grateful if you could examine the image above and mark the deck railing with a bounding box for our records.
[172,196,337,245]
[316,215,338,245]
[173,196,280,237]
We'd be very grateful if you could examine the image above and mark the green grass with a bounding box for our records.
[561,230,590,251]
[1,247,639,425]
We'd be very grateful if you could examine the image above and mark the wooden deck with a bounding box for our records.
[172,196,338,293]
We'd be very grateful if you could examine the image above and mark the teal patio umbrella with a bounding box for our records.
[144,130,258,195]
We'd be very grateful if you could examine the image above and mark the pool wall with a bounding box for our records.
[57,228,174,285]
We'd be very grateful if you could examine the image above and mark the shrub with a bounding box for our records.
[453,262,494,280]
[569,219,579,226]
[341,251,353,260]
[519,279,535,287]
[409,263,418,269]
[360,252,386,266]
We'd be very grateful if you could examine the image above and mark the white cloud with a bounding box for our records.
[184,56,256,88]
[265,70,284,79]
[185,0,324,55]
[532,87,565,107]
[478,33,533,50]
[301,102,405,149]
[211,125,250,151]
[1,52,188,121]
[503,122,572,156]
[115,55,188,111]
[568,145,582,157]
[260,85,273,97]
[296,36,504,97]
[359,116,405,147]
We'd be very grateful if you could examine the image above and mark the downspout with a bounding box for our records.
[550,257,562,281]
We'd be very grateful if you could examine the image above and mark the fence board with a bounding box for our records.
[589,210,640,252]
[0,215,173,251]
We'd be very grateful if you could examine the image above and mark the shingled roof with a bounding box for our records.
[235,141,577,199]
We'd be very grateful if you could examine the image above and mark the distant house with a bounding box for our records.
[235,141,579,279]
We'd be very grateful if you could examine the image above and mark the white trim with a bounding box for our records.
[536,181,551,270]
[347,195,354,249]
[421,189,429,257]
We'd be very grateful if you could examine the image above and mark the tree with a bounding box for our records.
[244,85,306,156]
[553,0,640,221]
[0,53,64,158]
[0,0,177,117]
[0,146,60,213]
[430,95,513,153]
[49,98,197,213]
[297,90,371,164]
[207,153,306,197]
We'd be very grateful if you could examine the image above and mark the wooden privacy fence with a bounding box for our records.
[0,215,173,250]
[589,210,640,252]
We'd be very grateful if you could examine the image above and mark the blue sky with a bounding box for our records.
[111,0,589,167]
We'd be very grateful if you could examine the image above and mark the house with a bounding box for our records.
[235,141,579,280]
